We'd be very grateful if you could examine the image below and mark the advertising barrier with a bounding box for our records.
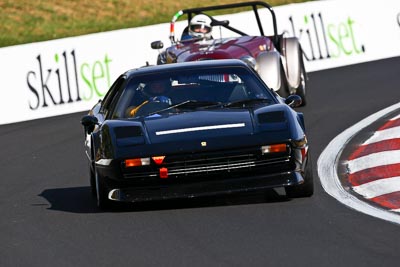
[0,0,399,125]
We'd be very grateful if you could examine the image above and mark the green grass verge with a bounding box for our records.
[0,0,310,48]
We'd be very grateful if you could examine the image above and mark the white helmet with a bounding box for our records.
[189,14,212,39]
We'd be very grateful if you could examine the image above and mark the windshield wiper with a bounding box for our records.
[148,100,221,116]
[223,98,272,108]
[175,100,222,109]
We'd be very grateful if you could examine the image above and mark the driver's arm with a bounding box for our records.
[129,100,149,117]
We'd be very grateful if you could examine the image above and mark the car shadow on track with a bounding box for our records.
[39,186,292,214]
[39,186,99,213]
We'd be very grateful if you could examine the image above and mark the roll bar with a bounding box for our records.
[169,1,278,47]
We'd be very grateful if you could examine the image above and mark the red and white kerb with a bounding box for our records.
[346,114,400,213]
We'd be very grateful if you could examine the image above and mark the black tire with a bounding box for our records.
[89,144,96,197]
[89,163,96,197]
[285,157,314,198]
[156,55,163,65]
[276,64,290,98]
[296,65,307,106]
[94,166,114,210]
[156,52,167,65]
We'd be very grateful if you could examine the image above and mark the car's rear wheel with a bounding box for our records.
[285,157,314,198]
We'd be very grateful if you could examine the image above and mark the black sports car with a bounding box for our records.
[81,59,313,209]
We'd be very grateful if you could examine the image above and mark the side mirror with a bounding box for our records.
[151,41,164,50]
[285,95,302,108]
[81,115,99,134]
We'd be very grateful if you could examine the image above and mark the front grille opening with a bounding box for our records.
[121,146,292,181]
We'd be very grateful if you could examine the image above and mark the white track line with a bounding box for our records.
[317,102,400,225]
[390,114,400,121]
[352,176,400,199]
[347,150,400,174]
[363,126,400,145]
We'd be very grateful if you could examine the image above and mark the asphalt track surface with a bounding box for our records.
[1,57,400,267]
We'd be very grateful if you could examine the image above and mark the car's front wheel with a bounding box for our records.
[295,63,307,106]
[89,163,96,197]
[94,166,114,210]
[285,157,314,198]
[276,65,289,98]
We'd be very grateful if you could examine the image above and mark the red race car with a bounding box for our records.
[151,1,308,105]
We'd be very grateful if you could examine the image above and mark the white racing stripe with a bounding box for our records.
[391,209,400,213]
[347,150,400,174]
[352,176,400,199]
[363,126,400,145]
[156,123,245,135]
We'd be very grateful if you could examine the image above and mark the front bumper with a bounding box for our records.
[107,170,304,202]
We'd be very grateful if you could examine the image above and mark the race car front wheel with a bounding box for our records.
[89,162,96,197]
[94,166,113,210]
[295,62,307,106]
[285,157,314,198]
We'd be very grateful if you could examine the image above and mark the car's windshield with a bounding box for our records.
[111,66,276,119]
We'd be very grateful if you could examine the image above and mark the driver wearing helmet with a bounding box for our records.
[128,80,172,117]
[189,14,213,40]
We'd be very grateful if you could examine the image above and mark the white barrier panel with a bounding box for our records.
[279,0,400,72]
[0,0,399,125]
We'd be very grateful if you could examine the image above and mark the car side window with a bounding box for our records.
[100,76,127,117]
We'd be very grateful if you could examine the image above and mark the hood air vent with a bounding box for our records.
[258,111,286,124]
[114,126,143,138]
